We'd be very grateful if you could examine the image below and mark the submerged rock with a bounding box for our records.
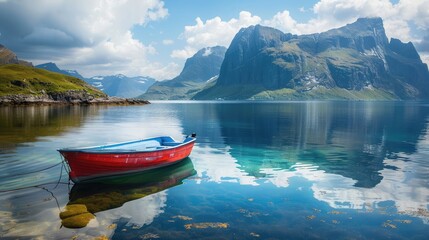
[59,204,95,228]
[184,222,229,230]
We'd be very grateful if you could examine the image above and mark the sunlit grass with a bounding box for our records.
[0,64,105,97]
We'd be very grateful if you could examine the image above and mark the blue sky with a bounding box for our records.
[0,0,427,80]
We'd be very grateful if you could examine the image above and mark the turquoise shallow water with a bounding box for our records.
[1,101,429,239]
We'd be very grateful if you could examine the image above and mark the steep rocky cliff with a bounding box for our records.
[194,18,429,100]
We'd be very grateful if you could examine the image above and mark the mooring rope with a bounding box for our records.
[36,185,62,211]
[6,162,63,177]
[0,181,70,193]
[0,157,71,193]
[53,160,65,189]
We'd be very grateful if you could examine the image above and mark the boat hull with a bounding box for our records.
[59,137,195,183]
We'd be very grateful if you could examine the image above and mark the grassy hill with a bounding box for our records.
[0,64,106,97]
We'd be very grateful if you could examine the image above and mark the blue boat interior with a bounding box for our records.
[63,136,195,153]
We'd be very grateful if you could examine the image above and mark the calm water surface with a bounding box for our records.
[1,101,429,239]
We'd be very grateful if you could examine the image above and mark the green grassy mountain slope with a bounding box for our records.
[0,64,106,97]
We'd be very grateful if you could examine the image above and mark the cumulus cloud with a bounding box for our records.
[261,0,400,38]
[171,46,198,59]
[263,10,300,34]
[0,0,173,79]
[171,11,261,59]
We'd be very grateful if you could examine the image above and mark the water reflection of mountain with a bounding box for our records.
[0,105,101,150]
[180,102,429,188]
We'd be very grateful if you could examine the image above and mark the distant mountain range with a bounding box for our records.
[36,62,84,79]
[85,74,155,98]
[140,46,227,100]
[35,63,156,98]
[194,18,429,100]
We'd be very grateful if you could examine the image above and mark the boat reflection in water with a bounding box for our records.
[59,158,196,228]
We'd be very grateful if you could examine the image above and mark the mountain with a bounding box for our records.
[86,74,156,98]
[140,46,227,100]
[0,44,32,66]
[36,62,84,79]
[0,64,106,100]
[0,45,149,105]
[36,62,156,98]
[194,18,429,100]
[0,45,108,103]
[0,63,151,105]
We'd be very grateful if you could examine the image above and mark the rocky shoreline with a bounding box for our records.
[0,91,150,106]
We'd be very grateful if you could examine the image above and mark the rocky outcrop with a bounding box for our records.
[194,18,429,100]
[0,90,150,105]
[0,44,32,66]
[216,25,293,88]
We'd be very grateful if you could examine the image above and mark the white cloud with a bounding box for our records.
[202,47,212,57]
[263,10,300,34]
[308,0,406,37]
[0,0,172,79]
[171,46,198,59]
[141,62,181,80]
[171,11,261,58]
[395,0,429,28]
[271,0,398,37]
[313,0,395,20]
[420,53,429,65]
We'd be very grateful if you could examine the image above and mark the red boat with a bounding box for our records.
[58,134,196,183]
